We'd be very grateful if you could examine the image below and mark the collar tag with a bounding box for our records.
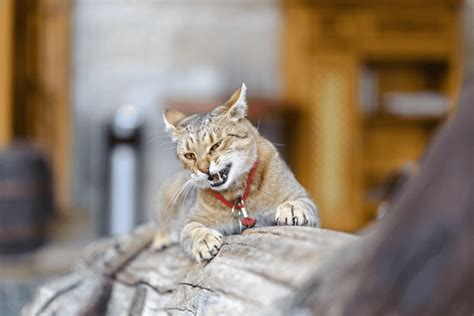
[239,200,256,231]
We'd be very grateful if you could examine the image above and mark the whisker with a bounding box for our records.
[270,142,286,147]
[158,141,176,147]
[239,142,286,150]
[147,134,172,144]
[219,142,283,155]
[178,182,194,209]
[164,178,194,221]
[180,181,196,206]
[156,175,188,223]
[254,140,286,147]
[163,146,178,153]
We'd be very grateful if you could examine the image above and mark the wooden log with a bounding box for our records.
[285,76,474,316]
[24,227,355,315]
[25,81,474,315]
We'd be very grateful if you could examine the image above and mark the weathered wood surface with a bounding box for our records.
[284,77,474,316]
[24,226,355,315]
[25,78,474,316]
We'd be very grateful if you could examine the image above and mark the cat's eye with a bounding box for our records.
[184,153,195,160]
[209,141,222,153]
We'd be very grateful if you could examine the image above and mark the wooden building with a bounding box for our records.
[0,0,71,213]
[284,0,463,231]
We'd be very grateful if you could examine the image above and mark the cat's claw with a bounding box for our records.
[192,229,223,263]
[275,201,316,227]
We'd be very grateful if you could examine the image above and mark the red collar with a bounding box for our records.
[213,161,258,209]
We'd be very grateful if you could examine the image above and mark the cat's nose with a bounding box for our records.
[198,167,209,174]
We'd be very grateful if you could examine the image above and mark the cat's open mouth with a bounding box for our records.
[208,164,232,188]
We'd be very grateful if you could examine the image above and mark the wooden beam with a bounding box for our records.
[0,0,14,148]
[311,54,364,231]
[36,0,72,211]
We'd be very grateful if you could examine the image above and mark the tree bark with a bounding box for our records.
[24,227,355,315]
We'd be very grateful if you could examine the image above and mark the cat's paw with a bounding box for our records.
[192,229,223,263]
[275,201,316,227]
[151,231,171,251]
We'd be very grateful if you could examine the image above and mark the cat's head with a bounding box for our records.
[163,83,258,191]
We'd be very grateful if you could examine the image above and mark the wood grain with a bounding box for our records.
[0,0,14,148]
[24,78,474,316]
[24,226,355,315]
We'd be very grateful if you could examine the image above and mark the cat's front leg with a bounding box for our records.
[180,222,224,262]
[275,198,320,227]
[151,230,172,251]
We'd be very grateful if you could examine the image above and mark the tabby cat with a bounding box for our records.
[154,83,320,262]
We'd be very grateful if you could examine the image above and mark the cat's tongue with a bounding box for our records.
[210,173,221,182]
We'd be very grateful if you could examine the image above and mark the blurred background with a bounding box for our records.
[0,0,473,314]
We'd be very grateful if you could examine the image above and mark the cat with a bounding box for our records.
[152,83,320,262]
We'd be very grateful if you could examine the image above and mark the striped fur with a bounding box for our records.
[156,84,320,262]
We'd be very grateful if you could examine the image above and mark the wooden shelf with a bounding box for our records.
[363,113,447,126]
[284,0,461,231]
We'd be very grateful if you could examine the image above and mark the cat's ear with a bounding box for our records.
[163,109,186,138]
[214,83,248,121]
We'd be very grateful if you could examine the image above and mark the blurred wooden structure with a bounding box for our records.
[8,0,71,212]
[0,0,14,148]
[284,0,462,231]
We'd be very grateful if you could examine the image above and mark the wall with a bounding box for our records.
[72,0,282,233]
[464,0,474,75]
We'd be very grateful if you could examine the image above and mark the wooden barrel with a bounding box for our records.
[0,144,54,253]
